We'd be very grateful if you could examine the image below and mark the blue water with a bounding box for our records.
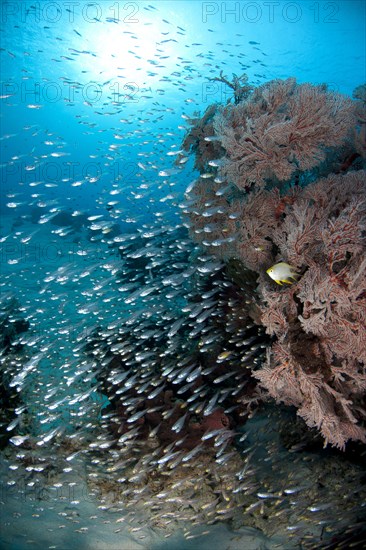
[1,1,365,218]
[1,1,366,549]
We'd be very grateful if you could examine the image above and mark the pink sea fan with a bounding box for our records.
[214,78,355,191]
[182,74,366,449]
[254,170,366,449]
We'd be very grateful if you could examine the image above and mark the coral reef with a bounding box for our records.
[182,76,366,449]
[2,76,365,549]
[67,216,365,544]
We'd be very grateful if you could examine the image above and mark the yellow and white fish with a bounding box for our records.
[266,262,299,285]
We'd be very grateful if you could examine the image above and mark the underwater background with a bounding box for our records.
[1,1,366,549]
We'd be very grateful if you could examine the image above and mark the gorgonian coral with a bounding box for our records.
[254,170,366,449]
[182,76,366,449]
[214,78,356,191]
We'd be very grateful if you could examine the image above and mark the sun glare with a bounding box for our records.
[71,15,176,88]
